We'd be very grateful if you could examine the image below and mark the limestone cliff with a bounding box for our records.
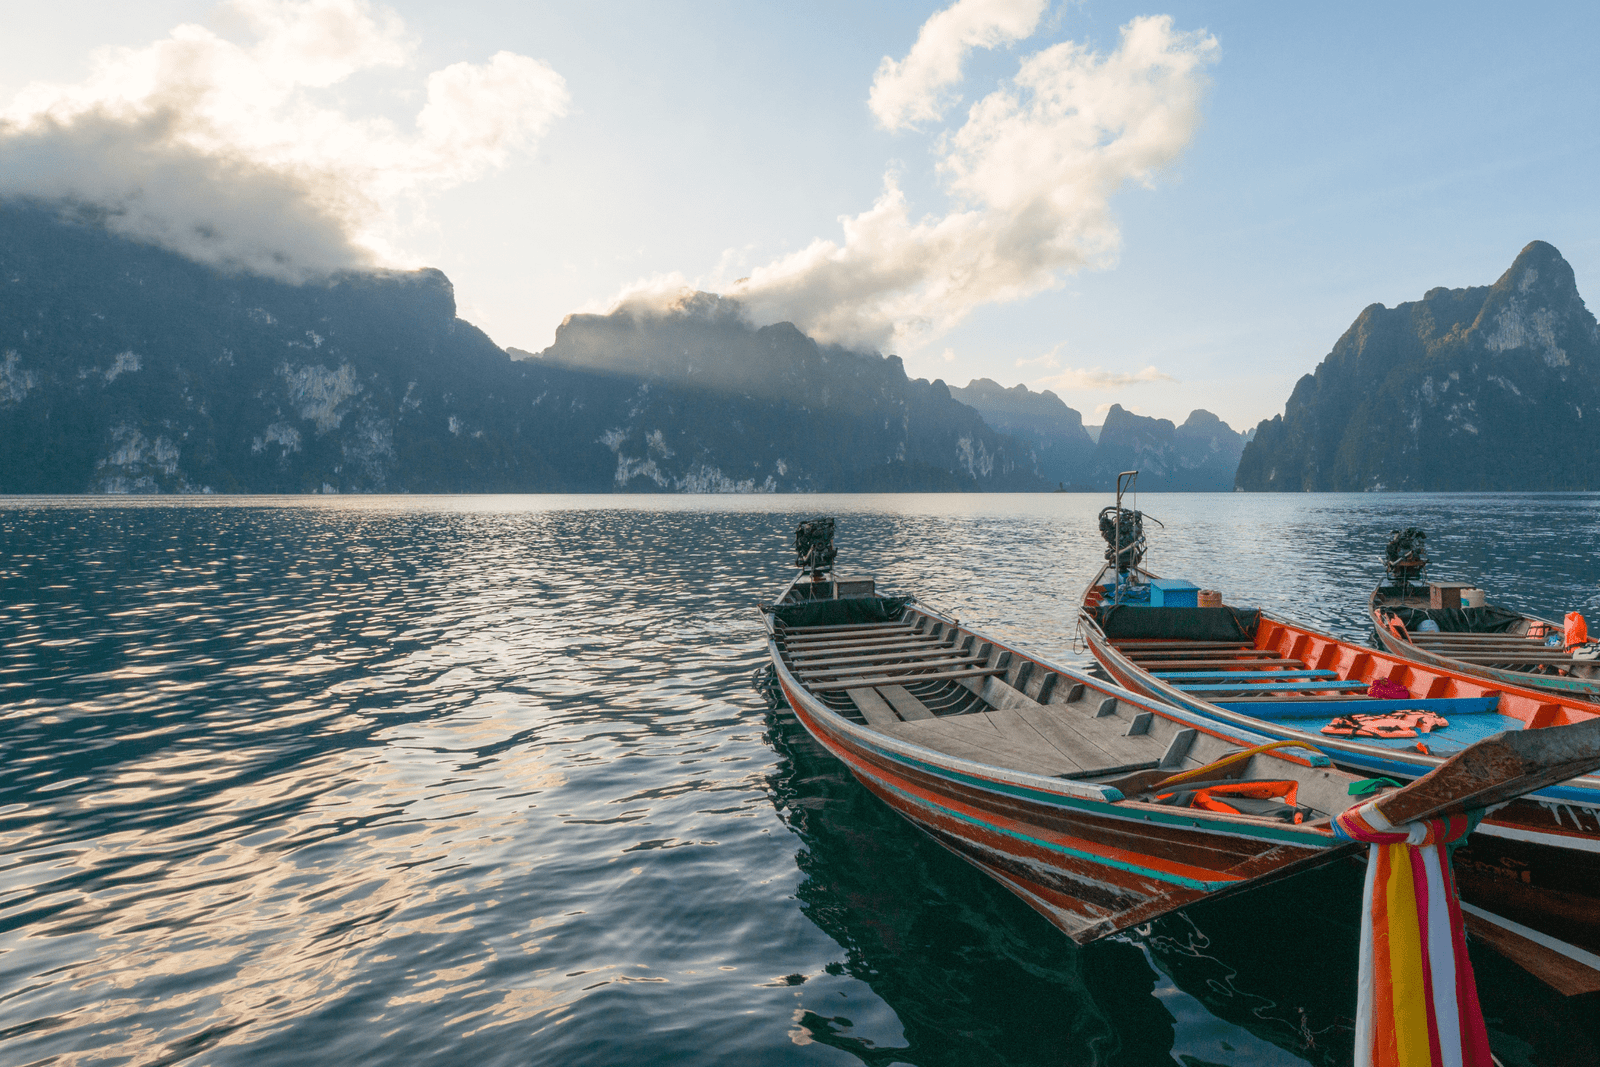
[1092,405,1245,492]
[516,297,1042,492]
[947,379,1098,489]
[0,201,1040,492]
[1237,241,1600,490]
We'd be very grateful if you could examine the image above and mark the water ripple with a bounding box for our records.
[1,494,1597,1066]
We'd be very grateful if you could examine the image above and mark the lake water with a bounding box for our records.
[3,493,1599,1067]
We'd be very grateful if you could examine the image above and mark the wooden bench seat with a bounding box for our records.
[787,636,953,660]
[1107,643,1254,652]
[1436,655,1575,665]
[797,653,989,681]
[790,645,959,671]
[781,621,914,635]
[1125,649,1277,660]
[784,626,931,642]
[815,667,1004,691]
[1152,669,1340,681]
[1174,680,1369,693]
[1135,659,1307,670]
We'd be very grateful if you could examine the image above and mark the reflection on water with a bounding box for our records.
[1,494,1598,1066]
[764,696,1172,1066]
[1140,865,1364,1065]
[763,676,1350,1067]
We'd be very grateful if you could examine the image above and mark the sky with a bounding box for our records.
[2,1,1597,432]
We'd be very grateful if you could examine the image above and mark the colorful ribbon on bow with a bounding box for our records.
[1333,802,1492,1067]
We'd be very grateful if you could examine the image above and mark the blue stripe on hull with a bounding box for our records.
[871,776,1238,893]
[1210,697,1501,717]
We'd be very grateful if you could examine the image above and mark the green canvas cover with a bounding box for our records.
[771,596,913,630]
[1096,605,1262,642]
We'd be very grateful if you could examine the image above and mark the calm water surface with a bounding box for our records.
[3,493,1599,1066]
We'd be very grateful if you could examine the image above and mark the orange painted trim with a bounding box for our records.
[1250,617,1600,730]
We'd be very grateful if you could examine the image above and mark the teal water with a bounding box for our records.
[2,493,1598,1066]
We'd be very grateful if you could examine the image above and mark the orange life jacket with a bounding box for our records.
[1321,710,1450,739]
[1192,779,1300,808]
[1154,780,1306,822]
[1566,612,1589,648]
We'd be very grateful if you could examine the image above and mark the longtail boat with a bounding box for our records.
[1077,476,1600,994]
[1367,528,1600,701]
[763,519,1600,986]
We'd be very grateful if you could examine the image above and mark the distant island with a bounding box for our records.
[0,200,1245,494]
[1237,241,1600,491]
[947,379,1245,492]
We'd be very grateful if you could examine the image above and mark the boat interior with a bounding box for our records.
[770,588,1354,821]
[1373,583,1598,680]
[1086,574,1599,757]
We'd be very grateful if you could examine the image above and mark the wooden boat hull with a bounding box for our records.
[763,590,1362,945]
[1079,567,1600,993]
[775,670,1338,943]
[1369,585,1600,701]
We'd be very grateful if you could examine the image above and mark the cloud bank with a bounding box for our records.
[0,0,568,280]
[1018,344,1174,390]
[1038,365,1174,390]
[619,12,1216,356]
[868,0,1047,131]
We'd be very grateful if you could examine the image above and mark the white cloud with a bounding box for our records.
[617,15,1216,355]
[1037,364,1174,390]
[0,0,568,280]
[868,0,1047,132]
[1015,342,1064,370]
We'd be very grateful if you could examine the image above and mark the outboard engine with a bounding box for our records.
[794,518,836,581]
[1098,471,1161,586]
[1384,528,1428,576]
[1384,527,1428,597]
[1099,506,1147,575]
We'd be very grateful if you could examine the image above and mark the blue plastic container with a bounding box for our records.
[1148,579,1200,608]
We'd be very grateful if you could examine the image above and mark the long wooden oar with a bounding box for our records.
[1373,717,1600,824]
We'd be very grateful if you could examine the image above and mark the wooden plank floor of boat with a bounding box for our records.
[854,685,1168,779]
[847,688,902,729]
[877,685,937,721]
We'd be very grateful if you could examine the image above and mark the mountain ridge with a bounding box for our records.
[1236,241,1600,491]
[0,202,1045,493]
[949,379,1245,491]
[0,199,1254,494]
[517,295,1044,492]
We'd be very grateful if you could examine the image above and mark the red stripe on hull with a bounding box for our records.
[778,678,1332,942]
